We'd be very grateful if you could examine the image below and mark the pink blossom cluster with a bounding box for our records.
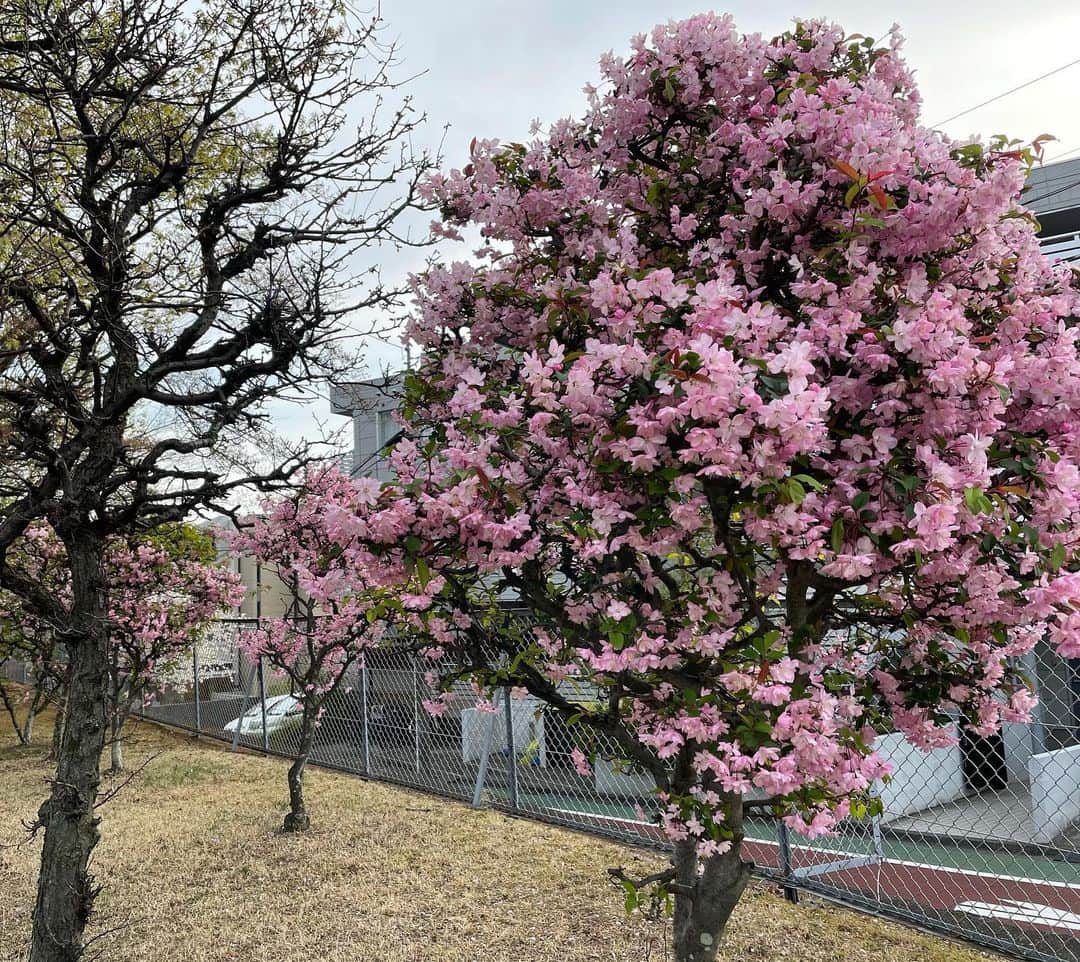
[0,524,243,693]
[259,18,1080,851]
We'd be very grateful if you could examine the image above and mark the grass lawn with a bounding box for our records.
[0,713,991,962]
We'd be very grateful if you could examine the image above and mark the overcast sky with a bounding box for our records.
[276,0,1080,442]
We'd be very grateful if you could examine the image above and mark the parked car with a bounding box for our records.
[224,694,302,739]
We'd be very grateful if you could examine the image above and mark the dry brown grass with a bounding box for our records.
[0,712,991,962]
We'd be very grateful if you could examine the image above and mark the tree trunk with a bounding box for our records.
[107,656,123,775]
[29,539,109,962]
[108,713,123,774]
[282,713,314,833]
[0,680,30,746]
[22,707,36,744]
[670,800,753,962]
[49,689,66,762]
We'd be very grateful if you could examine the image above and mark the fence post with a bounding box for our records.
[504,687,519,812]
[192,646,201,737]
[360,659,371,775]
[258,656,269,755]
[471,709,498,809]
[777,818,799,905]
[412,655,422,774]
[230,654,259,752]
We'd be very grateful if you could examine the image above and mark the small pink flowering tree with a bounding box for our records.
[0,529,66,747]
[233,470,393,832]
[103,526,244,772]
[315,17,1080,960]
[0,523,242,769]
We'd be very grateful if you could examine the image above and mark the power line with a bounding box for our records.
[1044,144,1080,164]
[1023,174,1080,210]
[933,55,1080,127]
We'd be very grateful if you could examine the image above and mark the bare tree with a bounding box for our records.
[0,0,430,957]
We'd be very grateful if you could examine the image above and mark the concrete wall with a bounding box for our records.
[1028,742,1080,843]
[875,731,965,823]
[228,555,297,619]
[330,376,402,481]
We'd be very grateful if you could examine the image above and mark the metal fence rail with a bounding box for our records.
[120,621,1079,962]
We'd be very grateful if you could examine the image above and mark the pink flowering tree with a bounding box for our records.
[0,524,242,770]
[0,529,66,748]
[232,470,394,832]
[102,525,244,772]
[306,17,1080,960]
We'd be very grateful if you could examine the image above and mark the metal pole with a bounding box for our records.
[412,655,422,774]
[871,812,884,863]
[777,818,799,904]
[360,660,371,774]
[504,688,519,811]
[258,656,269,755]
[193,646,201,737]
[230,661,259,752]
[1021,650,1047,756]
[471,708,498,809]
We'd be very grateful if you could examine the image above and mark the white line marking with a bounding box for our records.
[543,807,1080,892]
[955,900,1080,932]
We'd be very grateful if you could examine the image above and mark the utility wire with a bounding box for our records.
[1044,144,1080,164]
[1023,174,1080,210]
[933,56,1080,127]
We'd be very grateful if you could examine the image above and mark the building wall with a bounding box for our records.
[200,518,299,620]
[329,375,403,481]
[1027,156,1080,261]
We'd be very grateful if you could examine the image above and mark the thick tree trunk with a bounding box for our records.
[29,539,109,962]
[282,714,314,833]
[22,707,36,744]
[670,800,752,962]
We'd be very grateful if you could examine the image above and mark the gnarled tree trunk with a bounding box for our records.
[29,538,109,962]
[282,712,315,833]
[670,798,752,962]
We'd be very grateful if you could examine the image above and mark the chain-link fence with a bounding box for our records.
[127,620,1079,962]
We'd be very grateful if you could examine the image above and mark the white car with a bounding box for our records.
[224,694,303,738]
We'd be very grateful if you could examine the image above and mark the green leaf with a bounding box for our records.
[831,518,845,554]
[852,490,871,511]
[963,487,985,514]
[793,473,825,492]
[785,478,807,505]
[1050,541,1066,572]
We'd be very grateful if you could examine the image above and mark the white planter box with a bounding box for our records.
[874,731,965,822]
[1028,742,1080,843]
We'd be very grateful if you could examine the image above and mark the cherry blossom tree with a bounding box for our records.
[304,15,1080,961]
[0,536,63,748]
[232,471,391,832]
[102,525,244,772]
[0,524,242,769]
